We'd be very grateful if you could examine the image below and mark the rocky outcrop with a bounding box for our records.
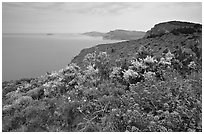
[144,21,201,38]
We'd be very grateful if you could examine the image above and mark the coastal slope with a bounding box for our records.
[72,21,202,69]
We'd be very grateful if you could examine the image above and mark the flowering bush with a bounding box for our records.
[188,61,196,69]
[83,51,111,80]
[144,56,157,64]
[130,59,147,70]
[2,48,202,132]
[123,69,139,82]
[83,53,96,67]
[110,67,122,82]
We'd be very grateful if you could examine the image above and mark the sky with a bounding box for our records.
[2,2,202,33]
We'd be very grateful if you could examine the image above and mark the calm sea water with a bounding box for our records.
[2,33,120,81]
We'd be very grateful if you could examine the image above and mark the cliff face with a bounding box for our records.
[71,21,202,69]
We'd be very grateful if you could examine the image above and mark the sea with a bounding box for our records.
[2,33,120,82]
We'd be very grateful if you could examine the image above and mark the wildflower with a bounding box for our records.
[50,71,59,78]
[123,69,139,81]
[43,82,50,87]
[83,53,96,66]
[24,83,31,89]
[188,61,196,69]
[110,67,121,79]
[131,126,139,132]
[14,96,33,105]
[3,105,12,112]
[159,57,171,65]
[144,56,157,64]
[84,65,99,78]
[77,107,82,112]
[59,68,64,73]
[54,111,60,116]
[43,88,49,96]
[165,51,174,61]
[163,103,169,110]
[64,63,80,74]
[98,51,108,59]
[143,71,156,79]
[112,108,117,112]
[154,116,159,121]
[131,59,147,69]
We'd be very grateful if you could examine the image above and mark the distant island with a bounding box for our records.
[82,29,145,40]
[82,31,105,37]
[46,33,54,35]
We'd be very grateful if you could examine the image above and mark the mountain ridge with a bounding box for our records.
[82,29,145,40]
[72,21,202,69]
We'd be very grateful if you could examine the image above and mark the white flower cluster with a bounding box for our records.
[3,104,13,112]
[83,53,96,66]
[43,79,64,96]
[159,51,174,65]
[49,71,59,78]
[85,65,99,75]
[84,65,99,82]
[123,69,139,81]
[97,51,109,61]
[143,71,156,80]
[14,96,33,105]
[188,61,196,69]
[98,51,108,58]
[159,57,171,65]
[62,63,80,74]
[24,83,31,89]
[165,51,174,61]
[131,59,147,69]
[144,56,157,64]
[110,67,121,79]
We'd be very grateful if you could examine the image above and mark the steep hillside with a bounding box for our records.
[72,21,202,70]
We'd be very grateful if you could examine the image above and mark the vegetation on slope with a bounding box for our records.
[2,48,202,132]
[2,21,202,132]
[72,34,202,71]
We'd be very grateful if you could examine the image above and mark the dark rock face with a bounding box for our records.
[144,21,202,38]
[71,21,202,69]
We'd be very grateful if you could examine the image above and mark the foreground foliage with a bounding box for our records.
[2,49,202,132]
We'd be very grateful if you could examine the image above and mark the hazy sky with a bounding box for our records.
[2,2,202,33]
